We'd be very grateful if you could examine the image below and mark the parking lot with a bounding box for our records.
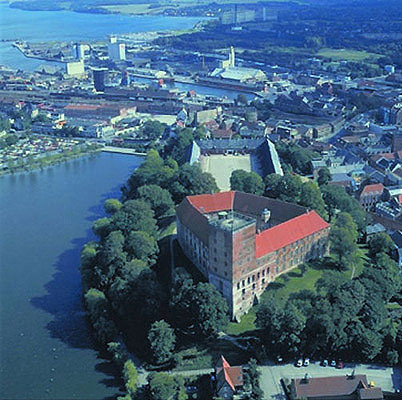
[258,361,401,400]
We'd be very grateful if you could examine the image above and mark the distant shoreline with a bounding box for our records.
[0,146,102,177]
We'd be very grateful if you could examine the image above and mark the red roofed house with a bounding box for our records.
[215,356,243,399]
[359,183,384,212]
[290,373,383,400]
[176,191,330,320]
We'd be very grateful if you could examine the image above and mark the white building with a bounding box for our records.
[108,36,126,61]
[210,47,266,83]
[65,60,85,76]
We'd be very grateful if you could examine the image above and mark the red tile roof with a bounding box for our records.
[361,183,384,197]
[255,211,329,258]
[292,375,383,399]
[216,356,243,392]
[187,191,235,214]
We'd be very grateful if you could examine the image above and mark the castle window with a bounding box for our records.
[247,277,250,284]
[252,275,255,282]
[242,288,245,295]
[252,283,255,290]
[242,280,245,287]
[237,282,240,290]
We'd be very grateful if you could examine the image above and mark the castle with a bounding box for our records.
[176,191,330,320]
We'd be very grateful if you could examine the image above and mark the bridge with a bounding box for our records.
[101,146,147,156]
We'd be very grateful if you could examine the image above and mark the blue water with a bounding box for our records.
[0,2,203,71]
[0,153,143,399]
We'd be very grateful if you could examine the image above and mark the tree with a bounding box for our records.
[368,233,394,258]
[170,163,218,204]
[167,128,195,165]
[277,174,303,203]
[171,281,229,338]
[93,217,111,239]
[107,341,129,368]
[111,199,157,237]
[264,173,283,198]
[230,170,264,195]
[137,184,174,218]
[104,198,122,215]
[317,167,331,186]
[300,181,328,219]
[123,359,138,398]
[141,120,166,140]
[330,226,358,269]
[322,185,366,232]
[246,359,263,400]
[100,230,127,270]
[125,230,159,265]
[122,150,177,200]
[147,372,186,400]
[148,320,176,365]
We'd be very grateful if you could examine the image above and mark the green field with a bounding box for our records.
[317,48,381,61]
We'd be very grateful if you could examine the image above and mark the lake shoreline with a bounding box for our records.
[0,146,102,177]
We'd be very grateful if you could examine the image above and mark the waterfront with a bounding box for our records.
[0,3,202,71]
[0,153,143,399]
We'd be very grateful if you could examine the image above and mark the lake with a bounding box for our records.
[0,153,143,399]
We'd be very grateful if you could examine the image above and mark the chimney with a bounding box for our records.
[262,208,271,224]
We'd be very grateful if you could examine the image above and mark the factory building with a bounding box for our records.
[92,67,108,92]
[108,36,126,61]
[176,191,330,320]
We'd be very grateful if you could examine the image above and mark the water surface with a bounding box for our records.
[0,152,142,399]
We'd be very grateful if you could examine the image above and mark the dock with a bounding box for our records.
[101,146,146,156]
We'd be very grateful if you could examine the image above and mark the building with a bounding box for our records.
[289,374,383,400]
[92,67,108,92]
[74,43,85,60]
[359,183,384,211]
[210,47,266,84]
[176,191,330,320]
[108,36,126,61]
[64,60,85,76]
[214,356,243,400]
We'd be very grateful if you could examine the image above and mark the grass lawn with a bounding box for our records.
[174,337,252,371]
[158,216,176,240]
[317,48,381,61]
[225,248,369,336]
[226,309,256,336]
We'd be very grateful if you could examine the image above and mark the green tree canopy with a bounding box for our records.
[170,163,219,204]
[104,198,122,215]
[230,169,264,195]
[148,320,176,365]
[137,184,174,218]
[111,199,157,237]
[317,167,331,186]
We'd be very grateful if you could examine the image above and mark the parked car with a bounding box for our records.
[322,359,328,367]
[276,355,284,364]
[330,360,336,367]
[303,358,310,367]
[296,359,303,367]
[336,361,344,369]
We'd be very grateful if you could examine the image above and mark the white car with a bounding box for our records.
[296,359,303,367]
[330,360,336,367]
[304,358,310,366]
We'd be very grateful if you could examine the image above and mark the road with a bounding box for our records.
[259,361,401,400]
